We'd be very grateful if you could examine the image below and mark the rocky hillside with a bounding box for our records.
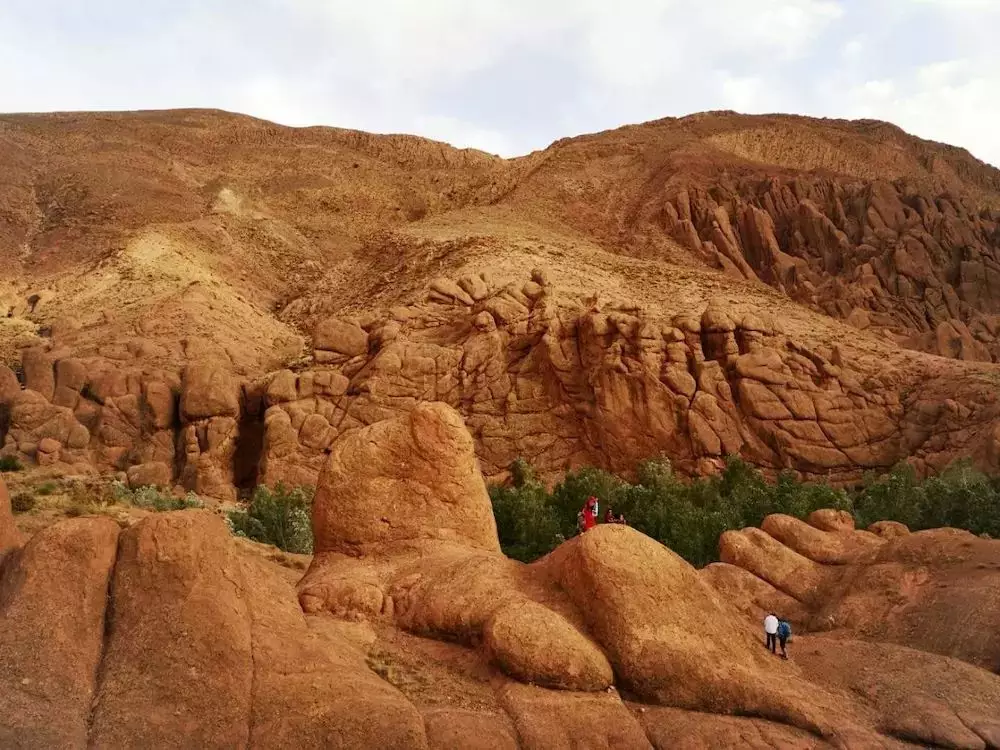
[2,109,1000,494]
[3,407,999,749]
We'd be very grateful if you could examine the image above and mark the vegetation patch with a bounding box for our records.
[490,457,1000,567]
[227,483,314,554]
[11,492,35,514]
[110,482,203,512]
[0,455,23,472]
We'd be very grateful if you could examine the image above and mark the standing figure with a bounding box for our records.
[581,496,598,532]
[777,619,792,659]
[763,613,779,654]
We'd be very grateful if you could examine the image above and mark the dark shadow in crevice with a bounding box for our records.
[233,389,266,497]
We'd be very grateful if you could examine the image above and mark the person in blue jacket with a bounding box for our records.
[777,619,792,659]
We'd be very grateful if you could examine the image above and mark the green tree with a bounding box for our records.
[227,483,314,554]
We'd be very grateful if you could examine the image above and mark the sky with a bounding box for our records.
[1,0,997,166]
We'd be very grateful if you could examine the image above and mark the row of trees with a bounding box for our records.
[489,457,1000,566]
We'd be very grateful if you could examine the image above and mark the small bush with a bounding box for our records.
[0,455,23,472]
[65,501,95,518]
[227,483,314,554]
[35,481,59,496]
[11,492,35,513]
[110,482,202,512]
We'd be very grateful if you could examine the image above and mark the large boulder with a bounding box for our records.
[542,525,878,743]
[88,511,428,749]
[0,517,120,748]
[312,402,500,555]
[314,317,369,357]
[21,347,55,402]
[89,511,257,747]
[0,364,20,403]
[180,362,240,421]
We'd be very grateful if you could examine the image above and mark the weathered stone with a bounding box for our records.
[181,362,240,421]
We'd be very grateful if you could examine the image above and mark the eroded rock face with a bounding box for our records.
[712,512,1000,673]
[261,275,1000,489]
[4,273,1000,498]
[655,177,1000,363]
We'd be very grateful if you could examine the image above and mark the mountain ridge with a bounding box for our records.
[2,107,1000,492]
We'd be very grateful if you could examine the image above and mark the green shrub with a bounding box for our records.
[110,482,203,512]
[855,460,1000,537]
[0,455,23,472]
[489,479,563,563]
[227,483,314,554]
[64,502,88,518]
[35,481,59,496]
[488,456,998,568]
[11,492,35,513]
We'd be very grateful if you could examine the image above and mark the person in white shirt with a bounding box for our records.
[763,613,779,654]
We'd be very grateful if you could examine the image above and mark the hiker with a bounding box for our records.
[616,513,627,525]
[581,496,598,532]
[604,507,615,524]
[777,619,792,659]
[763,612,779,654]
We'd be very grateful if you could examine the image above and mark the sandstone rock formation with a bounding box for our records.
[710,511,1000,673]
[9,275,1000,500]
[296,405,1000,749]
[3,410,1000,748]
[3,109,1000,496]
[0,508,428,749]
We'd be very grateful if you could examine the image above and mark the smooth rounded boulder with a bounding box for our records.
[312,401,500,555]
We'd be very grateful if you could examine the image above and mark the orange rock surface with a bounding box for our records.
[2,110,1000,495]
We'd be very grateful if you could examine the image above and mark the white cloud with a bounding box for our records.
[843,59,1000,164]
[411,115,515,156]
[0,0,997,166]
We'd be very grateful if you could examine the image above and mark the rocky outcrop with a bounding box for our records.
[312,402,500,555]
[3,409,1000,748]
[655,177,1000,362]
[261,274,1000,487]
[1,509,430,750]
[711,511,1000,673]
[297,405,1000,749]
[5,274,1000,497]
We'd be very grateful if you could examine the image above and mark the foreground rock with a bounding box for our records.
[3,409,1000,748]
[299,405,1000,748]
[0,506,428,749]
[0,514,119,748]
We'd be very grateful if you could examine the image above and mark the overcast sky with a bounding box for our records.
[1,0,997,166]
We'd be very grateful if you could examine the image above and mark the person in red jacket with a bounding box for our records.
[581,496,598,531]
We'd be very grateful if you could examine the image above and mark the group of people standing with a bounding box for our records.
[577,496,627,533]
[763,613,792,659]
